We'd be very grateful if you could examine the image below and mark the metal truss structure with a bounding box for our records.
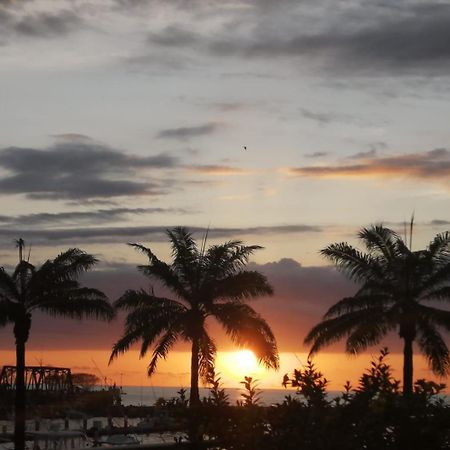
[0,366,73,393]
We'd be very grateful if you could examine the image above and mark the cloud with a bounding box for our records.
[0,141,178,200]
[430,220,450,226]
[299,108,354,126]
[156,123,220,140]
[148,24,200,47]
[0,3,83,43]
[0,257,356,352]
[347,149,377,160]
[0,224,322,247]
[0,255,410,353]
[0,207,189,227]
[209,102,246,112]
[187,165,248,175]
[13,10,82,38]
[288,148,450,185]
[143,2,450,77]
[51,133,94,143]
[305,152,329,158]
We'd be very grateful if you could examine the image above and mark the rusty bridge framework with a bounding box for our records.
[0,366,73,393]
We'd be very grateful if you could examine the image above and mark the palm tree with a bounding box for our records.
[0,240,114,450]
[305,225,450,397]
[110,227,279,406]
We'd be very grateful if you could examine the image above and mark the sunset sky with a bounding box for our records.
[1,0,450,390]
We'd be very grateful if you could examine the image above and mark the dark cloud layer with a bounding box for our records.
[144,1,450,77]
[0,224,321,247]
[0,207,188,227]
[0,142,178,200]
[0,257,356,352]
[2,1,450,77]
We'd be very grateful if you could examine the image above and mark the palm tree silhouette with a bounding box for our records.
[305,225,450,397]
[110,227,279,406]
[0,240,114,450]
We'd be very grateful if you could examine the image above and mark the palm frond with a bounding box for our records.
[419,264,450,298]
[12,260,35,291]
[324,293,390,319]
[0,298,15,326]
[147,330,178,376]
[428,231,450,260]
[110,326,147,363]
[358,225,402,261]
[115,290,187,319]
[305,309,383,355]
[321,243,382,283]
[205,242,262,279]
[0,268,19,301]
[210,271,273,302]
[345,313,394,354]
[417,319,450,376]
[166,227,199,284]
[212,302,279,369]
[112,289,187,365]
[35,288,114,320]
[421,286,450,304]
[129,243,189,300]
[198,331,217,382]
[416,304,450,332]
[52,248,98,278]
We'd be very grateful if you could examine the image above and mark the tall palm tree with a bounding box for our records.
[110,227,279,406]
[305,225,450,397]
[0,240,114,450]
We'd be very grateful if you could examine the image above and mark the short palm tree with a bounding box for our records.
[305,225,450,397]
[0,240,114,450]
[110,227,279,405]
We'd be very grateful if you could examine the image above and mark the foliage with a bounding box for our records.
[110,227,278,406]
[204,374,230,407]
[282,359,328,407]
[72,372,100,391]
[183,348,450,449]
[305,224,450,395]
[238,376,261,407]
[0,240,113,450]
[354,347,400,399]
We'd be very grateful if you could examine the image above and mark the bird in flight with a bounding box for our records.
[243,146,247,150]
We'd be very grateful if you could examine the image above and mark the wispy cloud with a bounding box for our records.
[0,207,189,227]
[156,123,220,140]
[0,224,322,247]
[305,152,329,158]
[288,148,450,185]
[188,165,249,175]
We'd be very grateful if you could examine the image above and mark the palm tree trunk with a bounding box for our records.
[14,313,30,450]
[403,336,413,397]
[14,335,26,450]
[189,337,200,406]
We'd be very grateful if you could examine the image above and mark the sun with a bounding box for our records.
[215,349,265,383]
[233,349,258,374]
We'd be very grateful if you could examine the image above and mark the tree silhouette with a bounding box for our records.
[110,227,279,405]
[305,225,450,396]
[0,240,114,450]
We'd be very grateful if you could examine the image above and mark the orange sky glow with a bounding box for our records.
[0,349,440,392]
